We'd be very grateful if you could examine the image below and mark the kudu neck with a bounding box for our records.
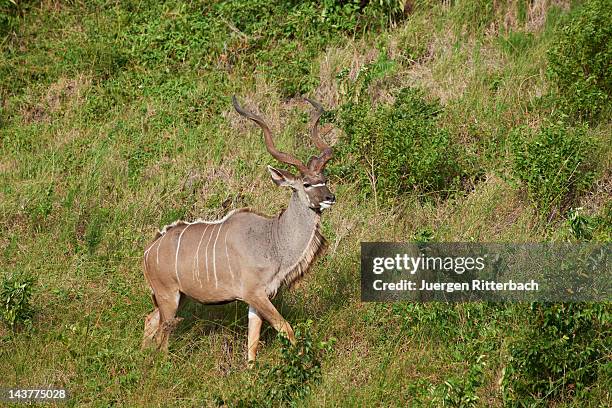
[278,191,320,233]
[273,190,321,267]
[261,190,324,297]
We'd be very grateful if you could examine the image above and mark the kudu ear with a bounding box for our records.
[267,165,297,187]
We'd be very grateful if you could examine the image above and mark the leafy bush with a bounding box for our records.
[1,272,35,330]
[430,355,485,408]
[502,303,611,405]
[566,205,612,242]
[332,87,466,202]
[547,0,612,121]
[224,320,335,407]
[119,0,406,97]
[567,207,595,241]
[511,121,597,219]
[0,0,20,37]
[257,322,334,405]
[228,0,406,97]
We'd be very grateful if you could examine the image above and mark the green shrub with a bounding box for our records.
[332,87,465,202]
[511,121,597,219]
[566,207,595,241]
[430,355,485,408]
[119,0,406,97]
[1,272,35,330]
[547,0,612,121]
[258,322,334,405]
[502,303,611,405]
[0,0,19,37]
[566,204,612,242]
[223,320,335,407]
[235,0,406,97]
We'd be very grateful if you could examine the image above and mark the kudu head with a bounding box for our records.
[232,96,335,212]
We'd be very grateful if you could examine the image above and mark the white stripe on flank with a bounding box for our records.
[194,224,210,288]
[204,224,216,282]
[223,226,234,281]
[143,241,155,278]
[144,241,154,261]
[156,233,168,267]
[212,223,223,288]
[175,224,191,288]
[142,259,150,285]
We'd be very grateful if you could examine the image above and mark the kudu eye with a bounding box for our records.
[303,183,311,188]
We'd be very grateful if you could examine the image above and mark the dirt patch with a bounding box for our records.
[21,75,91,123]
[46,77,88,111]
[0,157,17,175]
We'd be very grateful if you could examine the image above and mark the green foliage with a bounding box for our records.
[430,355,485,408]
[567,207,594,241]
[224,320,335,407]
[1,271,35,330]
[122,2,224,70]
[337,50,397,102]
[0,0,19,37]
[0,1,406,103]
[511,121,597,219]
[228,0,405,97]
[565,204,612,242]
[113,0,406,97]
[502,303,611,405]
[547,0,612,121]
[450,0,496,33]
[413,227,435,243]
[365,302,512,406]
[257,323,334,405]
[332,87,466,202]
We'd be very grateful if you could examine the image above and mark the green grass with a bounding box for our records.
[1,0,610,406]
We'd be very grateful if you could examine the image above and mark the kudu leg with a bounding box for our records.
[154,291,183,352]
[248,297,296,345]
[142,308,160,349]
[247,306,263,363]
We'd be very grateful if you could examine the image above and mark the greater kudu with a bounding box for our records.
[142,96,335,362]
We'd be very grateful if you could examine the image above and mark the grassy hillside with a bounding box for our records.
[1,0,610,406]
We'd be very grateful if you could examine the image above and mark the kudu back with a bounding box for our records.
[142,96,335,361]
